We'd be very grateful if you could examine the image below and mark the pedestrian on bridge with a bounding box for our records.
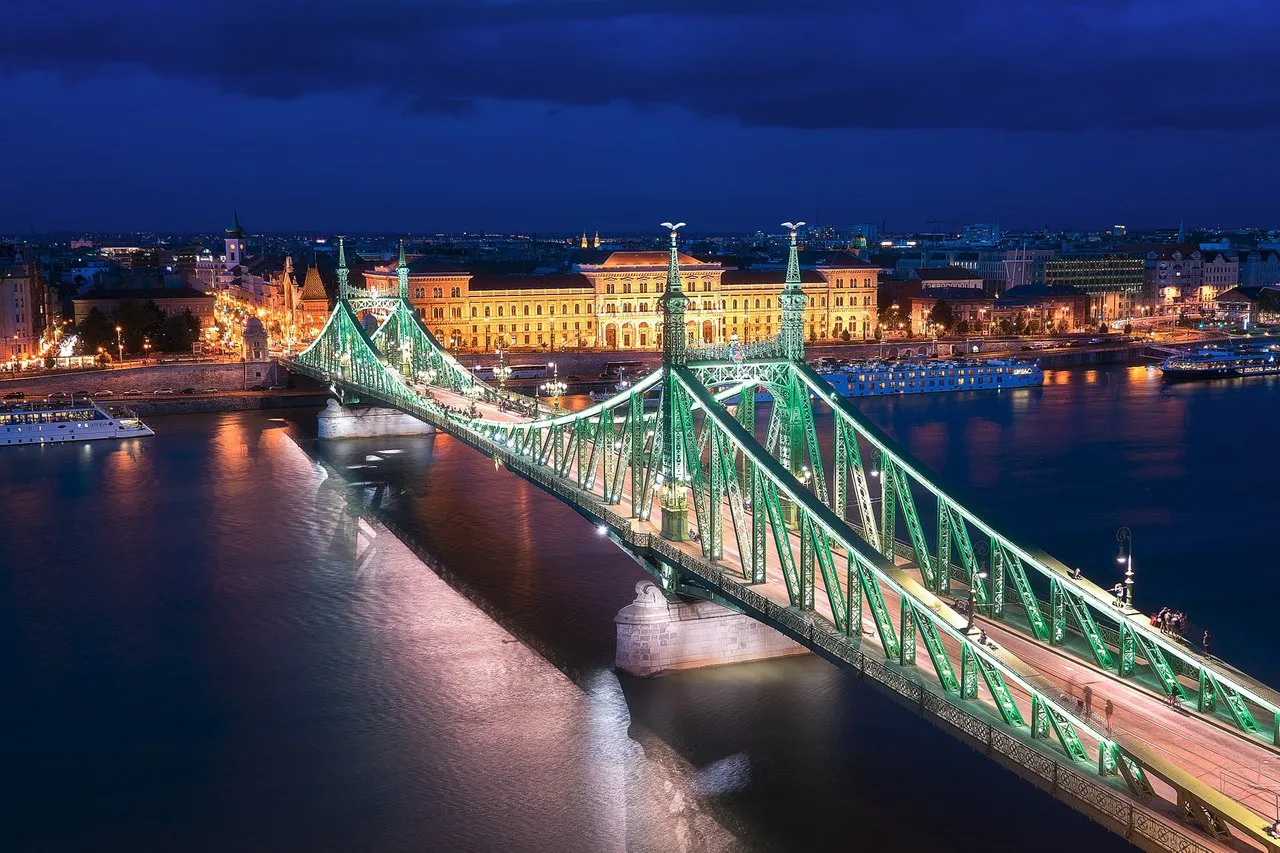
[1104,699,1114,734]
[1203,630,1213,656]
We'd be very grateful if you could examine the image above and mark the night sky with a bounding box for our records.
[6,0,1280,233]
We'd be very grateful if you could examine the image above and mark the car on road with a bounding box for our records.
[200,388,218,394]
[180,387,196,394]
[47,391,68,399]
[94,389,113,396]
[122,388,143,395]
[3,391,25,400]
[267,384,285,390]
[248,383,268,391]
[153,388,174,395]
[74,390,92,397]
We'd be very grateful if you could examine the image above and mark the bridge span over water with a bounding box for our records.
[286,226,1280,853]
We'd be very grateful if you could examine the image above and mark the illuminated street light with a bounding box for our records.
[540,361,567,410]
[1116,526,1133,607]
[115,325,123,364]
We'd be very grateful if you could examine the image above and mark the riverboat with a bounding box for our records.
[1159,346,1280,381]
[813,358,1043,398]
[1,396,154,446]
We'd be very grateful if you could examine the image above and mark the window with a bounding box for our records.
[574,303,581,314]
[702,281,711,292]
[537,304,543,315]
[471,307,478,318]
[606,283,615,294]
[523,305,529,316]
[497,305,503,316]
[623,282,632,294]
[640,283,648,293]
[451,286,461,298]
[732,299,738,310]
[432,287,443,299]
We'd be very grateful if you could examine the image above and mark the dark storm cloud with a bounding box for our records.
[7,0,1280,131]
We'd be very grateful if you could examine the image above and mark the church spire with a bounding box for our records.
[396,238,409,300]
[779,221,807,361]
[580,231,588,250]
[336,235,350,301]
[593,230,600,249]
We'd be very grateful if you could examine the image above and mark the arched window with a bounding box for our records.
[523,305,530,316]
[755,299,761,309]
[732,299,738,310]
[623,282,632,294]
[497,305,503,317]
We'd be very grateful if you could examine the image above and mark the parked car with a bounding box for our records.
[248,383,267,391]
[123,388,143,395]
[94,389,113,396]
[153,388,174,395]
[179,387,196,395]
[266,384,285,390]
[74,390,92,397]
[199,388,218,394]
[47,391,68,399]
[3,391,25,400]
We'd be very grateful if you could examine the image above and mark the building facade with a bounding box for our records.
[1043,254,1143,323]
[360,250,879,352]
[1,244,55,368]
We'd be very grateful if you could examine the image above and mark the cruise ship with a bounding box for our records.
[1,397,154,446]
[1160,346,1280,381]
[814,358,1044,397]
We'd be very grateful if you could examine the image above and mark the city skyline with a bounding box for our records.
[7,1,1280,234]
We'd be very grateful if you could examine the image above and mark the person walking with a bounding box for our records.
[1104,699,1114,734]
[1203,630,1213,656]
[1083,686,1094,721]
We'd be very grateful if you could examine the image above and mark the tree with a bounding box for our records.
[1013,311,1028,335]
[1098,322,1109,335]
[78,307,115,355]
[927,300,956,333]
[840,328,852,342]
[955,319,970,335]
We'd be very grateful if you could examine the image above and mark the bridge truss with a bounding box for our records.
[286,225,1280,853]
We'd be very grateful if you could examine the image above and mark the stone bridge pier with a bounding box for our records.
[615,581,806,677]
[316,398,435,440]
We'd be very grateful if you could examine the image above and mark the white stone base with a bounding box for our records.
[615,581,807,677]
[316,398,434,440]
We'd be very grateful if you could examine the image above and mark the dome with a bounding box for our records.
[244,316,266,336]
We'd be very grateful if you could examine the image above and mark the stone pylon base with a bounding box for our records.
[615,581,807,677]
[317,398,435,440]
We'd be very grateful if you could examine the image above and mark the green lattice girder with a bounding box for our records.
[791,361,1280,743]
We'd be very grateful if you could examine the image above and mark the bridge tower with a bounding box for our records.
[778,222,810,526]
[779,222,807,362]
[336,235,351,302]
[396,239,409,300]
[658,221,690,541]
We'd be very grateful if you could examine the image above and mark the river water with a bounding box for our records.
[3,364,1279,852]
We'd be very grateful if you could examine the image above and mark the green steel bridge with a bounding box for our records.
[286,229,1280,853]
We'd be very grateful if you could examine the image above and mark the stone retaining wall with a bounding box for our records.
[0,361,286,395]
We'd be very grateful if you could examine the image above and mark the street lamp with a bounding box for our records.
[143,337,151,364]
[492,346,512,396]
[540,361,567,410]
[115,325,123,364]
[1116,527,1134,607]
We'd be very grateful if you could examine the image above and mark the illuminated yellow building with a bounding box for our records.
[360,250,878,352]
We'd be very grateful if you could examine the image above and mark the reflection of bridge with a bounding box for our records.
[286,225,1280,853]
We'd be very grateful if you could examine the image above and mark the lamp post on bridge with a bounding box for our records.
[492,346,512,399]
[1116,527,1134,608]
[540,361,567,412]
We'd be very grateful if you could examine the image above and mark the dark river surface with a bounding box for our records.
[4,364,1279,852]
